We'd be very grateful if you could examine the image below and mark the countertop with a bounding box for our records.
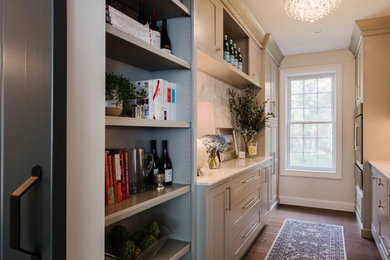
[196,156,271,186]
[369,160,390,179]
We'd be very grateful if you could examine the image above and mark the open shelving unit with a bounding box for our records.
[197,49,260,89]
[105,0,194,258]
[106,24,190,71]
[105,184,190,226]
[106,116,190,128]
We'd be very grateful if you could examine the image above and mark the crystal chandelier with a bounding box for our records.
[285,0,341,23]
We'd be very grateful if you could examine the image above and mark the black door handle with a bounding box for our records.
[10,166,42,260]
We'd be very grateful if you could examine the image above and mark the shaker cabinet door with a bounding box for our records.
[196,0,222,59]
[249,39,260,83]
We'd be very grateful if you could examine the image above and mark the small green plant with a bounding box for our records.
[227,85,275,150]
[106,72,136,110]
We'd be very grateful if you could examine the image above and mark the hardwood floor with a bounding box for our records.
[244,204,381,260]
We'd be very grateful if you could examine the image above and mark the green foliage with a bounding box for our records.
[106,72,136,110]
[143,221,160,238]
[227,85,275,146]
[108,225,129,256]
[129,230,144,246]
[121,240,141,260]
[139,234,157,250]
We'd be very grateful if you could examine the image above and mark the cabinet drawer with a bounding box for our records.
[231,187,261,228]
[231,168,260,200]
[230,208,261,259]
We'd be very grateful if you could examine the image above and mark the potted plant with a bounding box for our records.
[106,73,136,116]
[227,85,275,156]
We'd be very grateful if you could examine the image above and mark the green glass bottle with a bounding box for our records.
[229,39,234,65]
[233,43,238,68]
[223,35,229,62]
[238,47,242,71]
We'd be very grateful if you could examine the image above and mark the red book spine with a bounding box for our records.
[120,149,126,200]
[125,150,130,198]
[108,154,115,205]
[113,154,122,202]
[105,151,111,206]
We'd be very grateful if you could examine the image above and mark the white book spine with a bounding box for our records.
[114,154,121,181]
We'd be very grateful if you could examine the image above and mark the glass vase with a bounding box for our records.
[247,141,258,158]
[207,149,220,169]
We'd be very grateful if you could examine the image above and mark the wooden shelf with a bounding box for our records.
[197,49,261,89]
[105,184,190,226]
[115,0,190,20]
[106,24,191,71]
[105,116,190,128]
[152,239,190,260]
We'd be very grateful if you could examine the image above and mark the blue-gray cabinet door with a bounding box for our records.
[0,0,66,259]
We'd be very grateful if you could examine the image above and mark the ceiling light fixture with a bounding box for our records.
[285,0,341,23]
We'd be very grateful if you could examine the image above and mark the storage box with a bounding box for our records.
[108,6,150,44]
[163,81,172,120]
[170,82,177,120]
[134,79,164,120]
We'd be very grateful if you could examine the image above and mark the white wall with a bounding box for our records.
[279,49,355,212]
[67,0,105,259]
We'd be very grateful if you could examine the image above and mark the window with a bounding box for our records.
[287,73,335,172]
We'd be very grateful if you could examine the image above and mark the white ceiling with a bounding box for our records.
[243,0,390,56]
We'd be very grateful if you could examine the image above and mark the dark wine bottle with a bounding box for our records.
[223,35,229,62]
[160,140,172,185]
[229,39,234,65]
[161,18,172,54]
[150,10,159,32]
[151,140,160,176]
[137,1,148,25]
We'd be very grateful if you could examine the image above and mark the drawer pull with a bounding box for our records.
[242,197,257,209]
[373,176,378,181]
[379,201,384,209]
[243,176,257,184]
[241,223,258,238]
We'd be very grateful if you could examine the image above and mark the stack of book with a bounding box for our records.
[105,149,130,206]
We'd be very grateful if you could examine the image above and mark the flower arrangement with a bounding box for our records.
[227,85,275,153]
[202,135,229,169]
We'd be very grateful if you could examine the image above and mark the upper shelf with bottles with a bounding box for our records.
[111,0,190,19]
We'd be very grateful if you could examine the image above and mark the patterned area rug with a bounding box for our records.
[266,219,346,260]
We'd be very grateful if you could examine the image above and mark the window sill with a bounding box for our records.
[281,169,342,179]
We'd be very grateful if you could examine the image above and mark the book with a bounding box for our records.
[107,154,115,205]
[120,150,126,200]
[124,150,130,198]
[105,152,111,206]
[113,154,122,202]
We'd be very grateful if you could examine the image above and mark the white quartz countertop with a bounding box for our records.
[369,160,390,179]
[196,156,271,186]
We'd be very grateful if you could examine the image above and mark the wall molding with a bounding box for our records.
[279,195,355,212]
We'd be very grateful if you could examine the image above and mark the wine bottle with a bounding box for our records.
[151,140,160,184]
[106,4,111,24]
[150,10,159,31]
[161,18,172,54]
[229,39,234,65]
[160,140,172,185]
[238,47,242,71]
[233,44,238,68]
[137,1,148,25]
[223,35,229,62]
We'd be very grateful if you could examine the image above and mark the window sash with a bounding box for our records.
[286,73,336,172]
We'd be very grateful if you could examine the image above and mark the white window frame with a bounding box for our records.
[280,65,343,179]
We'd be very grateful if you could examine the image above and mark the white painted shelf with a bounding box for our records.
[152,239,190,260]
[105,184,190,226]
[197,49,261,89]
[106,24,191,71]
[105,116,190,128]
[115,0,190,20]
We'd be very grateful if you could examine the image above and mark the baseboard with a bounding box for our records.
[279,195,355,212]
[270,199,279,212]
[361,228,373,239]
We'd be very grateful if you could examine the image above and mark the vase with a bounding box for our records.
[105,100,123,116]
[248,141,258,158]
[207,149,220,169]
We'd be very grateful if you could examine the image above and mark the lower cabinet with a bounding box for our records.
[197,159,272,259]
[372,165,390,259]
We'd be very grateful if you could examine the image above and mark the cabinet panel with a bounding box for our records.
[196,0,222,59]
[249,39,260,83]
[372,170,381,237]
[230,187,261,228]
[231,168,260,199]
[208,182,230,260]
